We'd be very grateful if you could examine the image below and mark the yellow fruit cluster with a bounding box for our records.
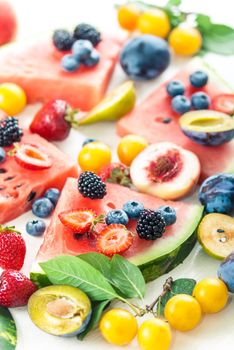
[117,5,202,56]
[99,278,229,350]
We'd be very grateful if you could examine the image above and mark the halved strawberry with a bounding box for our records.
[59,209,96,234]
[96,224,133,256]
[212,94,234,115]
[99,162,132,187]
[14,144,52,170]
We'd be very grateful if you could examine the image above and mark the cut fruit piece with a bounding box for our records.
[212,94,234,115]
[15,144,53,170]
[97,224,133,256]
[78,81,136,125]
[198,213,234,259]
[32,178,203,283]
[0,131,78,224]
[59,209,96,234]
[179,110,234,146]
[28,285,91,337]
[130,142,200,200]
[0,34,126,111]
[117,58,234,180]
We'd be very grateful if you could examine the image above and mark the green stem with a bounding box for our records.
[117,295,145,317]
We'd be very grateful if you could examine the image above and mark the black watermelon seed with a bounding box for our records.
[27,191,36,202]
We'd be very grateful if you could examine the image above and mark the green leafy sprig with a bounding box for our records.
[40,253,196,340]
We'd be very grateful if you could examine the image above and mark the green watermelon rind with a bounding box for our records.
[31,204,203,285]
[0,307,17,350]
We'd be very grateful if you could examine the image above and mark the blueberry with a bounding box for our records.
[199,174,234,214]
[166,80,185,97]
[0,147,6,163]
[123,200,144,219]
[191,92,210,110]
[26,219,46,236]
[82,138,97,147]
[171,95,191,114]
[120,35,170,80]
[106,209,129,225]
[32,198,54,218]
[72,39,93,60]
[190,71,208,88]
[158,206,177,226]
[83,49,100,67]
[61,54,80,72]
[44,188,60,206]
[218,252,234,293]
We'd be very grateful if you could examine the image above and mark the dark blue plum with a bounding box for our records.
[199,174,234,214]
[181,128,234,146]
[189,71,208,88]
[218,252,234,293]
[171,95,191,114]
[191,92,210,110]
[105,209,129,225]
[120,35,170,80]
[166,80,185,97]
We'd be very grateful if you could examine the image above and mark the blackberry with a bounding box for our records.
[52,29,74,51]
[0,117,23,147]
[136,209,166,240]
[73,23,101,47]
[78,171,106,199]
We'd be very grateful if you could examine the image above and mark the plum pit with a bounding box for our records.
[147,150,182,182]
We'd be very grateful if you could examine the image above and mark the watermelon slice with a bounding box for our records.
[0,131,78,224]
[117,58,234,180]
[0,34,125,111]
[32,178,203,283]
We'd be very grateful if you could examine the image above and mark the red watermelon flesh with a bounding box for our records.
[0,131,78,224]
[117,59,234,180]
[0,33,125,111]
[36,178,203,271]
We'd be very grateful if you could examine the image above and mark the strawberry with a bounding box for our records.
[59,209,97,234]
[96,224,133,256]
[0,270,37,307]
[30,99,78,141]
[0,226,26,270]
[14,144,52,170]
[99,162,132,187]
[212,94,234,115]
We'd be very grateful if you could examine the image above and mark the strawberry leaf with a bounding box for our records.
[0,307,17,350]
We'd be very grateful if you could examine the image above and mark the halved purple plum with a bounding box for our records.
[179,110,234,146]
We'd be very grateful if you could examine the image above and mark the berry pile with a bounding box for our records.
[52,23,101,73]
[166,70,211,114]
[0,116,23,147]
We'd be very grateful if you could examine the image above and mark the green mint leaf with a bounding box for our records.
[166,0,181,7]
[40,255,119,301]
[110,255,146,301]
[196,14,212,32]
[0,307,17,350]
[199,21,234,55]
[78,253,111,281]
[77,300,110,340]
[157,278,196,316]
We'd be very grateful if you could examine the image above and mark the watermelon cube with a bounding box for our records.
[117,59,234,180]
[0,34,125,111]
[0,131,78,224]
[34,178,203,282]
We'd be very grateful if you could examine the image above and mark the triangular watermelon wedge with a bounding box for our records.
[117,58,234,180]
[0,33,125,111]
[32,178,203,283]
